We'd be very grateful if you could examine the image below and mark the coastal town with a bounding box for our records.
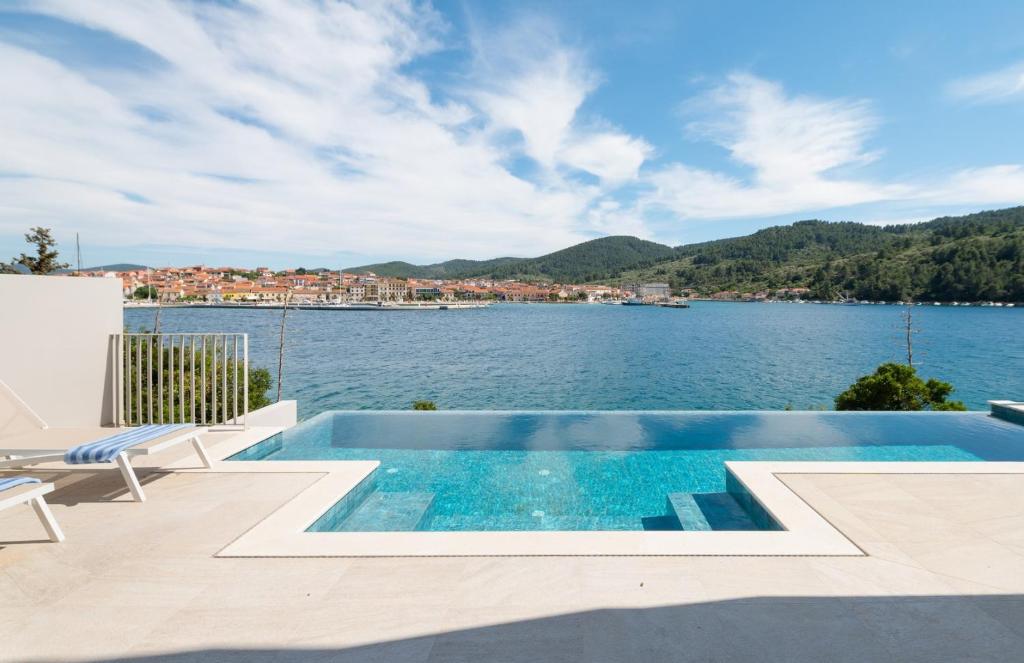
[104,265,629,304]
[67,265,817,305]
[63,264,635,304]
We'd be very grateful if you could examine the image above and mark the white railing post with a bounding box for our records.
[243,334,249,429]
[113,332,249,430]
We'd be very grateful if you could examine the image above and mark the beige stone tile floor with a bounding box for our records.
[2,462,1024,662]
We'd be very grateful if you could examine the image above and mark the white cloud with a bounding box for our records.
[1,4,1021,264]
[560,132,652,185]
[643,74,906,220]
[0,1,649,262]
[641,73,1023,225]
[947,61,1024,104]
[468,16,651,186]
[920,165,1024,205]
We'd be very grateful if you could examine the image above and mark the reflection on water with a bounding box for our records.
[286,410,1024,458]
[234,411,1024,531]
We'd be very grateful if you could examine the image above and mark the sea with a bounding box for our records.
[125,301,1024,419]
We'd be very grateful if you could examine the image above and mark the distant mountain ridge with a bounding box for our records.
[623,206,1024,302]
[56,263,150,273]
[345,257,523,279]
[348,206,1024,301]
[345,236,676,282]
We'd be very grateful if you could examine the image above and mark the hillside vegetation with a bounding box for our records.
[347,206,1024,302]
[347,236,675,283]
[624,207,1024,301]
[345,257,521,279]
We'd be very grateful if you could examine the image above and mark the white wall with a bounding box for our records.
[0,275,122,427]
[241,400,298,428]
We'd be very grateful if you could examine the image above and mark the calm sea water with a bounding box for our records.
[125,302,1024,417]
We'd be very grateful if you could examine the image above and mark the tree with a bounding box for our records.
[134,285,158,299]
[249,367,273,410]
[13,227,69,274]
[835,363,966,411]
[412,400,437,410]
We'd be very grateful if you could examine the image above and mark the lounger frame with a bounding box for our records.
[0,481,64,542]
[0,428,210,502]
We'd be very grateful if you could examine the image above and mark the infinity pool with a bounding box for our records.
[231,411,1024,532]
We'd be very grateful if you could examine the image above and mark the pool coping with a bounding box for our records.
[165,428,1024,557]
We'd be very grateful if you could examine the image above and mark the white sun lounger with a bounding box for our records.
[0,476,64,542]
[0,380,210,502]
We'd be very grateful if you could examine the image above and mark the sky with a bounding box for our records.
[1,1,1023,269]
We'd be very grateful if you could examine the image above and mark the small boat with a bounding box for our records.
[656,299,691,309]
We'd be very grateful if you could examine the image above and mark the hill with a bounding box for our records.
[487,236,676,282]
[56,263,150,273]
[623,207,1024,301]
[345,257,522,279]
[345,206,1024,301]
[346,236,676,283]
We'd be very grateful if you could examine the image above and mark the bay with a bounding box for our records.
[125,302,1024,417]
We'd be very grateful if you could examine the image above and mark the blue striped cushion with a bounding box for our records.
[64,424,193,464]
[0,476,41,492]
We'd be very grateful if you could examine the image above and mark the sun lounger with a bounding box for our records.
[0,424,211,502]
[0,379,212,502]
[0,476,64,542]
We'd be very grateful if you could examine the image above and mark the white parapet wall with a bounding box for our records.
[0,274,122,427]
[238,400,298,428]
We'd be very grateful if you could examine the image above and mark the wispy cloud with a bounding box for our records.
[642,74,905,220]
[947,60,1024,104]
[0,1,647,261]
[468,15,651,185]
[639,73,1024,230]
[0,3,1021,264]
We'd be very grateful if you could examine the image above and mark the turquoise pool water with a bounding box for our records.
[231,411,1024,532]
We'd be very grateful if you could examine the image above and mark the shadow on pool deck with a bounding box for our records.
[84,594,1024,663]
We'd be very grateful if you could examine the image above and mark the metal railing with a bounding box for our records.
[111,333,248,428]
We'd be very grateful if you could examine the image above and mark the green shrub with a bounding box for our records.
[122,335,272,423]
[835,363,966,411]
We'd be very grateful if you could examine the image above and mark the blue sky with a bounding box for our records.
[1,1,1022,269]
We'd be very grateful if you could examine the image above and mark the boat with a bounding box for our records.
[622,297,647,306]
[656,299,691,309]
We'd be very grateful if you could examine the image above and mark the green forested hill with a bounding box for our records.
[346,236,676,283]
[347,206,1024,301]
[624,207,1024,301]
[345,256,522,279]
[487,236,677,282]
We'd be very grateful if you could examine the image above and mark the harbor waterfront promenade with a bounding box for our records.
[127,302,1024,416]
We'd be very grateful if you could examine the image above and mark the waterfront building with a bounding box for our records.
[629,282,671,299]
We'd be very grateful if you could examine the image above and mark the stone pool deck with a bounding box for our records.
[2,432,1024,662]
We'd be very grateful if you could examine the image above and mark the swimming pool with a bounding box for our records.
[231,411,1024,532]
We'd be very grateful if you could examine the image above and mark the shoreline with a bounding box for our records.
[123,299,1021,309]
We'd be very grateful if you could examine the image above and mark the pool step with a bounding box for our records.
[423,514,642,531]
[666,493,712,531]
[336,492,435,532]
[667,492,761,531]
